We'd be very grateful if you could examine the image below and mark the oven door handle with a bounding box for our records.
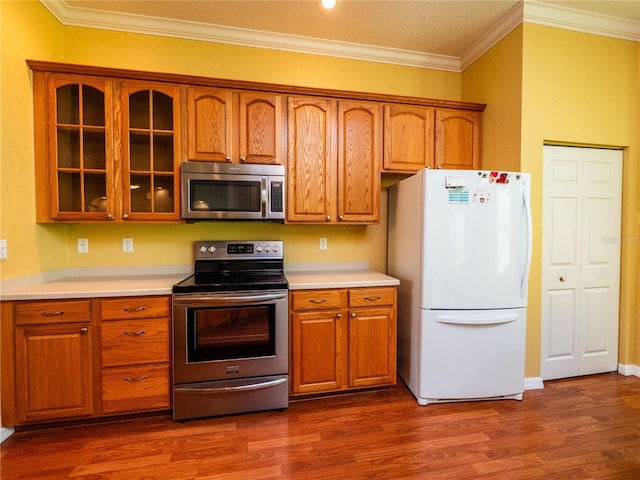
[174,377,287,394]
[174,292,287,305]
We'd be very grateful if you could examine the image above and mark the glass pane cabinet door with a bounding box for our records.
[52,77,111,219]
[123,83,180,220]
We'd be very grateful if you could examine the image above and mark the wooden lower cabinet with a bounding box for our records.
[99,296,171,415]
[290,287,396,396]
[3,295,171,426]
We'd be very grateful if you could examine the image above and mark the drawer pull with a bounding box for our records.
[309,299,327,304]
[124,375,147,382]
[364,296,382,301]
[123,329,146,336]
[80,327,88,333]
[123,306,147,313]
[40,310,65,316]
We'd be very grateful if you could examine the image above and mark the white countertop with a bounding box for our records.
[0,263,399,300]
[0,266,191,301]
[285,262,399,290]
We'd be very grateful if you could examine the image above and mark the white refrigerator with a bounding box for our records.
[388,169,531,405]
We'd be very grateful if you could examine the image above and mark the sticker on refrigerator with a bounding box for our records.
[448,189,469,204]
[472,190,491,203]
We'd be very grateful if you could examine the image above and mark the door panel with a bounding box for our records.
[541,145,621,380]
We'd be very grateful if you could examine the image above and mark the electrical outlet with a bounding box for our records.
[319,237,328,250]
[0,239,7,259]
[122,237,133,253]
[77,238,89,253]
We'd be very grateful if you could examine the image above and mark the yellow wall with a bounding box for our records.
[0,1,460,281]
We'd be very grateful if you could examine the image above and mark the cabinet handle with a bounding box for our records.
[123,213,129,220]
[80,327,88,333]
[123,329,146,336]
[40,310,65,316]
[123,306,147,313]
[309,299,327,304]
[124,376,147,382]
[326,215,331,221]
[364,296,382,301]
[336,313,342,319]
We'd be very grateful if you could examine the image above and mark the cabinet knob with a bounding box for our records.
[326,216,331,221]
[123,213,129,220]
[80,327,88,333]
[240,157,246,163]
[106,213,113,220]
[226,157,231,162]
[339,215,344,221]
[351,313,356,318]
[336,313,342,320]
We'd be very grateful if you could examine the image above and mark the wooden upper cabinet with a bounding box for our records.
[337,101,381,223]
[383,103,435,172]
[186,86,233,162]
[36,73,115,222]
[32,69,182,223]
[239,92,285,164]
[435,108,482,170]
[287,96,335,223]
[186,86,284,164]
[121,81,181,221]
[287,96,380,224]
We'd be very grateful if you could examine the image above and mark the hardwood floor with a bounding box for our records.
[2,373,639,479]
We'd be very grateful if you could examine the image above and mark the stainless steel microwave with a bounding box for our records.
[180,162,285,221]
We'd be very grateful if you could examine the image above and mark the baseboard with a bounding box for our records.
[618,364,640,377]
[1,427,14,443]
[524,377,544,390]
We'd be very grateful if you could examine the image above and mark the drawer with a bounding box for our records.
[101,364,170,414]
[101,296,169,320]
[101,319,169,367]
[348,287,395,308]
[15,299,92,325]
[290,289,345,311]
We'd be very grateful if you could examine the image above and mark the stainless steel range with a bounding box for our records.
[172,240,288,421]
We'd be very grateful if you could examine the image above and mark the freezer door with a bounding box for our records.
[422,170,531,309]
[416,308,526,403]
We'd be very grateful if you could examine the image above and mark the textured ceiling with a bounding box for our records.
[60,0,640,59]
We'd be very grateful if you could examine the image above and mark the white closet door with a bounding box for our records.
[541,145,622,380]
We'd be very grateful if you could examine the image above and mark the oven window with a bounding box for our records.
[187,305,276,362]
[190,180,260,212]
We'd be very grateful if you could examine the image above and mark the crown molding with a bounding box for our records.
[524,1,640,43]
[40,0,638,74]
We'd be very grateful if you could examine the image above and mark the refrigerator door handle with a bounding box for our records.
[435,313,519,325]
[521,178,532,299]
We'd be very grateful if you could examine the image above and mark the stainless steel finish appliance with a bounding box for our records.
[180,162,285,221]
[172,240,288,420]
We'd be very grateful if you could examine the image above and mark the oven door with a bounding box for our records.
[173,290,288,385]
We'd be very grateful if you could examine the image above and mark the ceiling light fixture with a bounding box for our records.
[321,0,337,9]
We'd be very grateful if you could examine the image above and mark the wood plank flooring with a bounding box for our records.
[2,373,640,479]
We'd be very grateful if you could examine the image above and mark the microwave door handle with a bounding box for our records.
[261,177,268,218]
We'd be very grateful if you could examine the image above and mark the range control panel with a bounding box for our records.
[194,240,283,260]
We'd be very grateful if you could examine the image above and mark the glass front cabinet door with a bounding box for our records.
[35,71,181,223]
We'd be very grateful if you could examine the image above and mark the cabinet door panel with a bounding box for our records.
[348,307,397,388]
[337,101,381,223]
[15,323,94,422]
[239,92,284,164]
[383,104,435,172]
[291,310,346,394]
[435,108,482,170]
[287,97,335,222]
[187,86,234,162]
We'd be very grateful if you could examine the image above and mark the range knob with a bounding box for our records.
[255,246,263,252]
[199,245,208,253]
[208,246,216,253]
[264,246,271,252]
[273,245,279,252]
